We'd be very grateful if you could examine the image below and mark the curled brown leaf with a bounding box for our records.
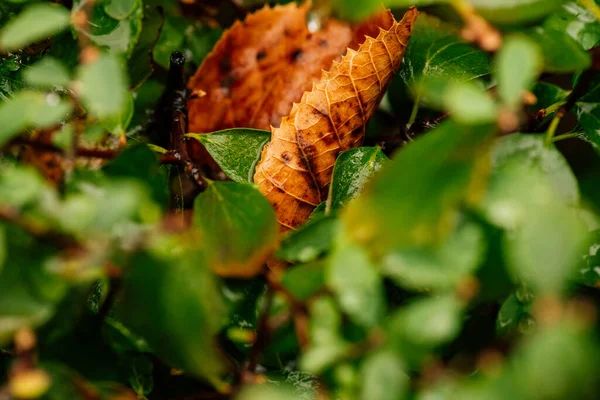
[255,7,418,230]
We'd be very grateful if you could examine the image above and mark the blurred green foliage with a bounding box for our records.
[1,0,600,399]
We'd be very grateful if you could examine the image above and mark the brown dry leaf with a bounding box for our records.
[255,7,418,230]
[186,1,396,163]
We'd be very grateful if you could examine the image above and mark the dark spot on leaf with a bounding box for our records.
[219,56,232,74]
[291,49,303,62]
[256,51,267,61]
[281,151,291,163]
[319,39,328,47]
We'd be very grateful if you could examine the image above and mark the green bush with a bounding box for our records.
[1,0,600,399]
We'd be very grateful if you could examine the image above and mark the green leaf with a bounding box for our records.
[526,26,591,73]
[193,181,278,277]
[530,82,568,119]
[328,147,387,214]
[327,236,385,328]
[82,0,143,56]
[0,226,68,346]
[343,120,494,255]
[300,297,349,374]
[360,351,409,400]
[77,53,129,119]
[128,6,164,89]
[544,2,600,51]
[510,323,600,400]
[118,247,227,384]
[0,90,73,146]
[104,0,137,20]
[152,15,186,69]
[185,23,222,67]
[575,102,600,147]
[480,134,580,228]
[578,229,600,287]
[188,129,271,184]
[419,78,497,124]
[0,225,5,273]
[0,164,48,208]
[126,354,153,397]
[399,15,491,114]
[389,295,463,347]
[103,143,168,206]
[281,261,325,301]
[469,0,568,25]
[0,3,70,51]
[496,294,529,335]
[495,36,543,108]
[237,384,305,400]
[23,57,70,88]
[101,91,134,135]
[505,203,588,293]
[382,219,486,292]
[277,216,339,263]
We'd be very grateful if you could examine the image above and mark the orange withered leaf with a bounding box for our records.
[187,2,398,164]
[254,7,418,230]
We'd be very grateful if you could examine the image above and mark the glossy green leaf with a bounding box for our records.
[495,36,543,108]
[530,82,568,120]
[0,90,72,146]
[343,120,494,255]
[496,293,530,335]
[77,53,129,119]
[327,236,385,328]
[118,247,227,384]
[0,3,70,51]
[104,0,137,20]
[576,102,600,148]
[382,219,486,292]
[83,0,143,56]
[281,261,325,301]
[360,351,409,400]
[188,129,271,184]
[328,147,387,213]
[526,26,591,73]
[193,181,278,277]
[277,216,339,263]
[389,295,463,347]
[23,57,70,88]
[544,2,600,51]
[399,15,491,114]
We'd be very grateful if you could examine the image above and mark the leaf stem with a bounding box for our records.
[407,98,420,128]
[544,111,563,146]
[578,0,600,22]
[551,132,581,143]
